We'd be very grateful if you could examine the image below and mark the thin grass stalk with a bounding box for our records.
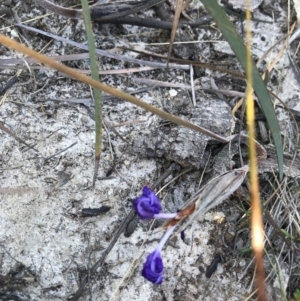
[167,0,183,67]
[245,1,266,300]
[80,0,102,186]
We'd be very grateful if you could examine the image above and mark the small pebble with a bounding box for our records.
[10,29,19,38]
[239,259,246,267]
[169,89,178,97]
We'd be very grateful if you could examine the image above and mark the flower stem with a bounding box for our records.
[154,213,178,220]
[156,225,176,253]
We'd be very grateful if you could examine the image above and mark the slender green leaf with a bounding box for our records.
[280,229,294,240]
[200,0,283,180]
[81,0,102,186]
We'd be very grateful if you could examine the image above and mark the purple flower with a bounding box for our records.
[132,186,162,219]
[133,188,179,284]
[133,187,178,220]
[142,250,164,284]
[141,225,176,284]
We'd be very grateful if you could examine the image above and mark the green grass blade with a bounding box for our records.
[200,0,283,180]
[81,0,102,186]
[280,229,294,240]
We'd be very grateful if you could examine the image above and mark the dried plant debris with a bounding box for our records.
[81,206,111,217]
[213,142,300,178]
[0,262,34,301]
[205,253,223,278]
[131,91,232,168]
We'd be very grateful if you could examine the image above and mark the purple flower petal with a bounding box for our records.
[142,250,164,284]
[141,225,176,284]
[132,186,162,219]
